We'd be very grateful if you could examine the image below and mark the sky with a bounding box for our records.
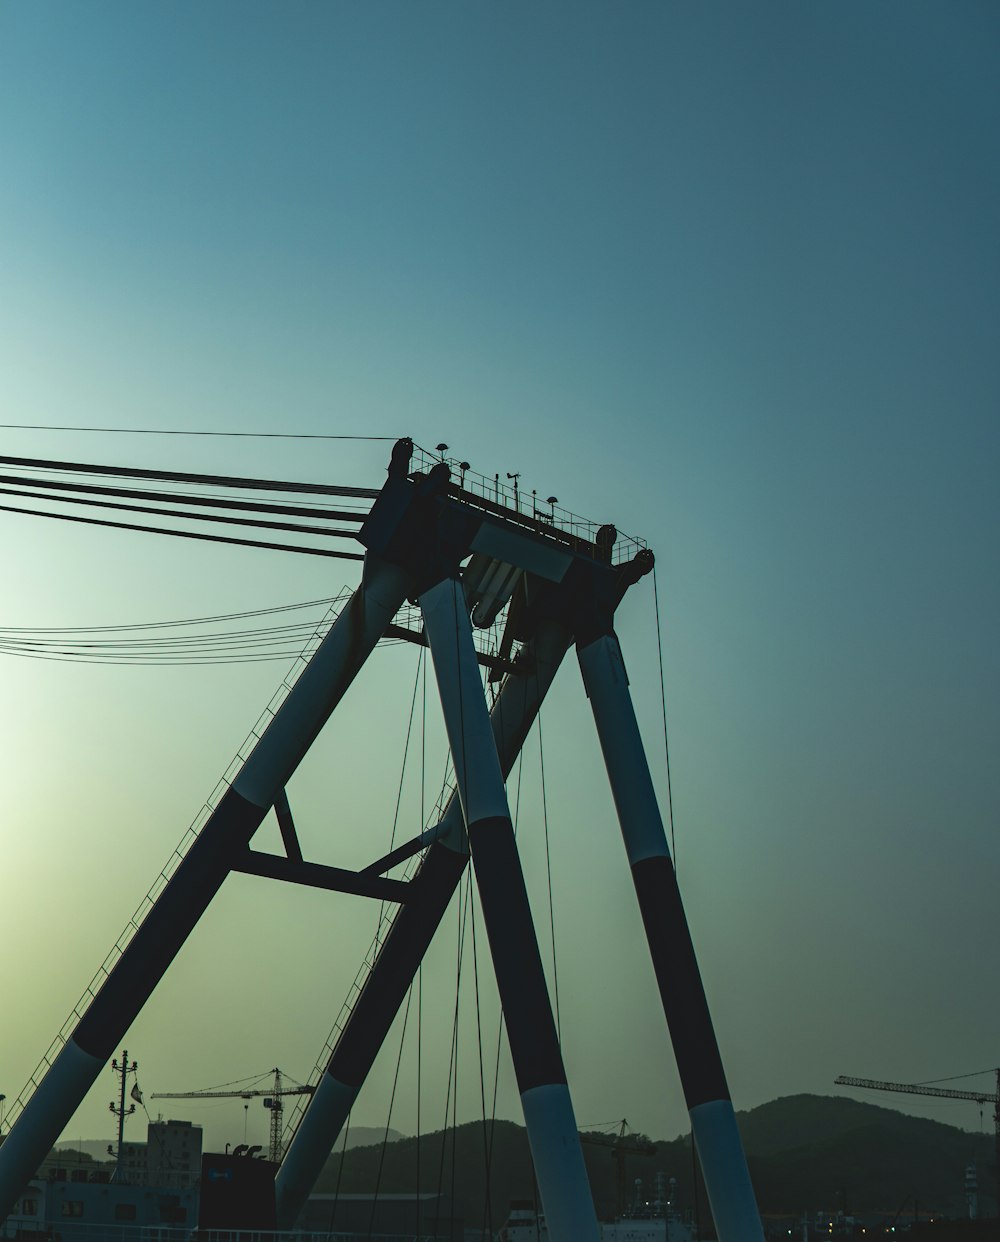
[1,0,998,1169]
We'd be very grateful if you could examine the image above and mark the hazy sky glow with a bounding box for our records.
[1,2,998,1160]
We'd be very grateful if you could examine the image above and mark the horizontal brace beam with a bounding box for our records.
[234,851,410,902]
[383,623,522,677]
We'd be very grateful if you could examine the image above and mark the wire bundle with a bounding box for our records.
[0,452,378,560]
[0,595,352,666]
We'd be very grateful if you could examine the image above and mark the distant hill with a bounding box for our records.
[54,1125,403,1163]
[51,1097,995,1226]
[47,1144,108,1165]
[311,1095,996,1225]
[736,1094,995,1218]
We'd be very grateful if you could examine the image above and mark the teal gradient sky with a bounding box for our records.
[1,2,998,1159]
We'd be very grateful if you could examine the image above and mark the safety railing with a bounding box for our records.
[411,442,647,567]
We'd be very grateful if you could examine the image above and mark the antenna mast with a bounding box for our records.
[108,1050,138,1180]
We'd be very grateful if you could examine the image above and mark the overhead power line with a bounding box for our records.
[0,424,399,442]
[0,594,355,665]
[0,595,344,634]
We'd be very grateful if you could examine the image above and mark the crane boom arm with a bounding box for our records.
[835,1075,999,1104]
[150,1087,313,1099]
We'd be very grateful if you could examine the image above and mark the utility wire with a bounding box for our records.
[0,621,332,647]
[0,594,368,666]
[0,649,327,668]
[0,594,348,635]
[0,424,399,441]
[0,640,322,661]
[0,621,327,649]
[0,596,347,635]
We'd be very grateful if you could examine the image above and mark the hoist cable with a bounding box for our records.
[434,872,474,1224]
[449,880,469,1237]
[652,564,678,869]
[470,883,495,1239]
[331,1110,351,1226]
[374,654,423,934]
[0,452,380,498]
[416,964,423,1212]
[0,471,369,521]
[916,1068,1000,1086]
[369,984,413,1237]
[538,707,562,1044]
[0,500,364,559]
[0,484,363,541]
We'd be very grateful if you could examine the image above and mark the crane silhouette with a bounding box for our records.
[152,1069,314,1163]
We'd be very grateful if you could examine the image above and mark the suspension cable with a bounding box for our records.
[0,471,369,521]
[538,707,561,1044]
[374,654,424,936]
[0,487,362,541]
[369,984,414,1237]
[436,873,472,1221]
[331,1109,351,1229]
[0,500,364,559]
[652,563,678,868]
[416,963,423,1213]
[469,882,495,1238]
[0,452,380,498]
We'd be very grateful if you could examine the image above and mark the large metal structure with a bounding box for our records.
[836,1071,1000,1211]
[581,1121,657,1219]
[0,439,764,1241]
[152,1069,314,1164]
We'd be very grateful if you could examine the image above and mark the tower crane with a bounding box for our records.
[580,1119,657,1218]
[835,1071,1000,1214]
[152,1068,314,1163]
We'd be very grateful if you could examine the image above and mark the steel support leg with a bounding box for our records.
[577,632,764,1242]
[274,614,573,1226]
[0,557,410,1221]
[421,577,600,1242]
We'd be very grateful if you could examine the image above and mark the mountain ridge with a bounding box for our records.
[314,1093,996,1222]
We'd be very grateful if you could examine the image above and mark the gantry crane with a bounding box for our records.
[152,1068,314,1163]
[835,1071,1000,1213]
[581,1119,657,1218]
